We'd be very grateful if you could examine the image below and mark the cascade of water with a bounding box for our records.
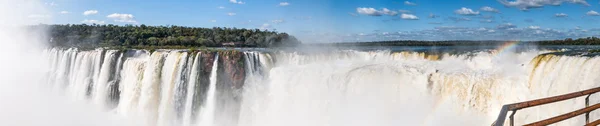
[182,52,202,126]
[138,51,167,125]
[107,52,126,108]
[117,56,148,117]
[197,54,219,126]
[68,49,104,101]
[519,54,600,125]
[238,52,273,125]
[174,52,194,125]
[157,51,189,126]
[50,48,76,91]
[91,49,105,98]
[94,50,118,108]
[44,48,600,126]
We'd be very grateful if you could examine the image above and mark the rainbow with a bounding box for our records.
[494,41,520,57]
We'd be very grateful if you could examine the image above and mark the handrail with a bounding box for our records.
[524,103,600,126]
[586,119,600,126]
[492,87,600,126]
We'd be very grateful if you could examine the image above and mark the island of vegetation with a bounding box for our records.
[41,24,301,49]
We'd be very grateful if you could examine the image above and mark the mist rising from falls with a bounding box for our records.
[0,0,138,125]
[43,47,600,126]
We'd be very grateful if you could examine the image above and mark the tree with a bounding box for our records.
[41,24,302,48]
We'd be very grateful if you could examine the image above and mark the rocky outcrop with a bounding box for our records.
[215,50,246,126]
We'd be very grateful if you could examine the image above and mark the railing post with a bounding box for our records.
[586,94,592,124]
[491,87,600,126]
[510,110,517,126]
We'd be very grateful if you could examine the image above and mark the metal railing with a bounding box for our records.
[492,87,600,126]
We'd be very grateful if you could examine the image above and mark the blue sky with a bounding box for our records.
[35,0,600,42]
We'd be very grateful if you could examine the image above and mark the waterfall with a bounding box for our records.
[182,52,201,126]
[43,47,600,126]
[138,51,167,125]
[157,51,189,126]
[117,56,147,117]
[197,54,219,126]
[93,50,118,108]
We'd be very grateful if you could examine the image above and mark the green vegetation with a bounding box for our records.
[41,24,301,48]
[35,23,600,48]
[314,40,511,46]
[536,37,600,45]
[588,49,600,53]
[314,37,600,46]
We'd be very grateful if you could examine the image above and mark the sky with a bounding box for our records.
[28,0,600,43]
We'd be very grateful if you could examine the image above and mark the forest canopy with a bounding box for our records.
[40,24,301,48]
[36,24,600,48]
[315,37,600,46]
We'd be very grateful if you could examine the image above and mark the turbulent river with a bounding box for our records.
[42,47,600,126]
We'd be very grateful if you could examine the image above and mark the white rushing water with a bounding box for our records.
[43,48,600,126]
[182,52,201,126]
[197,54,219,126]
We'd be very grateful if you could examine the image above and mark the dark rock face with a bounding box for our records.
[215,50,246,126]
[218,50,246,90]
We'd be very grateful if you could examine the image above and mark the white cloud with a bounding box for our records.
[349,13,358,17]
[334,25,590,41]
[28,14,51,18]
[218,6,225,9]
[528,26,540,29]
[481,19,494,23]
[83,10,98,16]
[357,7,382,16]
[356,7,398,16]
[587,10,600,16]
[227,12,236,16]
[404,1,417,6]
[279,2,290,6]
[381,8,398,16]
[107,13,137,23]
[497,23,517,29]
[260,23,272,30]
[81,19,105,24]
[229,0,245,4]
[271,19,285,24]
[448,17,471,22]
[59,11,70,14]
[45,2,57,6]
[398,10,412,14]
[498,0,589,10]
[210,20,217,22]
[555,13,568,17]
[480,6,500,13]
[455,7,479,15]
[400,13,419,20]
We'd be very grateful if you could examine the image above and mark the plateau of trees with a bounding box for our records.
[42,24,301,48]
[315,37,600,46]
